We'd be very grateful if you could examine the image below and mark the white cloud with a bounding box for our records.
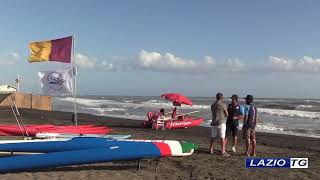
[268,56,295,71]
[138,50,197,70]
[204,56,215,65]
[136,50,221,73]
[297,56,320,72]
[74,53,116,71]
[57,51,320,74]
[135,50,250,73]
[102,61,114,71]
[223,58,246,72]
[10,52,20,59]
[268,56,320,73]
[75,53,97,69]
[0,52,20,65]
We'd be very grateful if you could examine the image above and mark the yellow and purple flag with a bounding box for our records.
[29,36,72,63]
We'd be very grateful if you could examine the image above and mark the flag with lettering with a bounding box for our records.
[38,68,74,95]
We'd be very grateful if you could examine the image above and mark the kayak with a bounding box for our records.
[0,137,198,156]
[165,117,204,129]
[35,133,131,140]
[0,139,198,173]
[0,124,112,136]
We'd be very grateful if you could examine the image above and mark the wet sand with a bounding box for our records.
[0,108,318,180]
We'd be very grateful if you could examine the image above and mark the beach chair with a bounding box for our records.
[152,113,165,130]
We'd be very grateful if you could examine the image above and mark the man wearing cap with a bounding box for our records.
[225,94,244,153]
[243,95,258,157]
[210,93,229,156]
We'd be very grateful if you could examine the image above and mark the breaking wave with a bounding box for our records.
[56,97,210,110]
[259,108,320,119]
[261,104,295,110]
[53,96,320,138]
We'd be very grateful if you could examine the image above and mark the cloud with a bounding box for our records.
[268,56,320,73]
[136,50,229,73]
[137,50,197,70]
[223,58,246,72]
[134,50,249,73]
[10,52,20,59]
[70,51,320,74]
[0,52,20,65]
[75,53,97,69]
[101,61,114,71]
[204,56,216,65]
[74,53,116,71]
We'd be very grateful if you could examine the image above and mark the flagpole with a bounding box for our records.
[72,35,78,126]
[16,75,20,92]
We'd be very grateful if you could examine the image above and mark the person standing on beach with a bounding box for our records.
[210,93,229,156]
[242,95,258,157]
[225,94,244,153]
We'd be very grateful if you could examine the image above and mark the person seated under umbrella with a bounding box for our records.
[161,93,193,120]
[159,109,165,119]
[172,101,185,120]
[157,109,170,121]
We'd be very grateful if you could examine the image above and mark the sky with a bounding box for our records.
[1,0,320,98]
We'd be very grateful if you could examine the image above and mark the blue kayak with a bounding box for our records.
[0,141,162,172]
[0,137,198,172]
[0,137,144,153]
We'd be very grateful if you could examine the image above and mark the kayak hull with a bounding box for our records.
[35,133,131,139]
[165,117,204,129]
[144,117,204,130]
[0,142,162,172]
[0,138,198,172]
[0,124,112,136]
[0,138,197,156]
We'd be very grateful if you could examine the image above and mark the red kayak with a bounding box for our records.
[0,124,112,136]
[165,117,204,129]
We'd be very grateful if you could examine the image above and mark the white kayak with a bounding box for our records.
[35,133,131,139]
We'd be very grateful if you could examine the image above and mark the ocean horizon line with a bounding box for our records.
[48,94,320,100]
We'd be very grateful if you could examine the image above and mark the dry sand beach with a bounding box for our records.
[0,108,318,180]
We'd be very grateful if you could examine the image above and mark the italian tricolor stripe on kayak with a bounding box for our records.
[153,142,172,156]
[151,140,198,157]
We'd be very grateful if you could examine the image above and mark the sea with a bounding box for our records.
[53,96,320,138]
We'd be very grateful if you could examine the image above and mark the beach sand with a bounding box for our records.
[0,108,318,180]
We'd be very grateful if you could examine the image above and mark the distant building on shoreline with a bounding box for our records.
[0,85,17,93]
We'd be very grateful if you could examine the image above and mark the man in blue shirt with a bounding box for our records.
[225,94,244,153]
[242,95,258,157]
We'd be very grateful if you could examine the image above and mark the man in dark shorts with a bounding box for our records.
[225,94,244,153]
[242,95,258,157]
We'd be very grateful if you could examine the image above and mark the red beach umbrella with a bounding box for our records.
[160,93,193,106]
